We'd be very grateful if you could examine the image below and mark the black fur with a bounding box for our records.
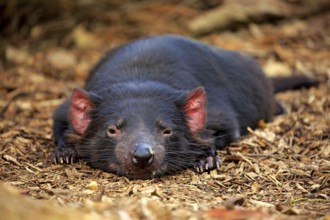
[52,35,317,179]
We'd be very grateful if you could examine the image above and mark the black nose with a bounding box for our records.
[131,143,154,169]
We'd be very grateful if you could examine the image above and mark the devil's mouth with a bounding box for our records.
[117,162,169,179]
[121,167,158,179]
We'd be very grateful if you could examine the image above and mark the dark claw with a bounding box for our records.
[195,154,222,173]
[205,163,209,171]
[215,155,222,169]
[198,159,205,173]
[206,156,214,170]
[52,146,77,165]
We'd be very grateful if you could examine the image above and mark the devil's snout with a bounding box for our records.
[131,143,154,169]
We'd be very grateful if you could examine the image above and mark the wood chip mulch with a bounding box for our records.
[0,1,329,219]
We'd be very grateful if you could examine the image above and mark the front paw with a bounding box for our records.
[195,154,222,173]
[52,146,77,164]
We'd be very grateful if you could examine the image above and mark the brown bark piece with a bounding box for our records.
[189,0,330,35]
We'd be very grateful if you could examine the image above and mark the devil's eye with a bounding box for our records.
[107,119,125,137]
[107,126,119,136]
[162,128,172,136]
[157,120,173,137]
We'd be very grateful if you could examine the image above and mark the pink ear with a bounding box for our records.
[69,88,94,135]
[184,87,207,135]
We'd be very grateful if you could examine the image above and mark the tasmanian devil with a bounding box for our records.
[52,35,318,179]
